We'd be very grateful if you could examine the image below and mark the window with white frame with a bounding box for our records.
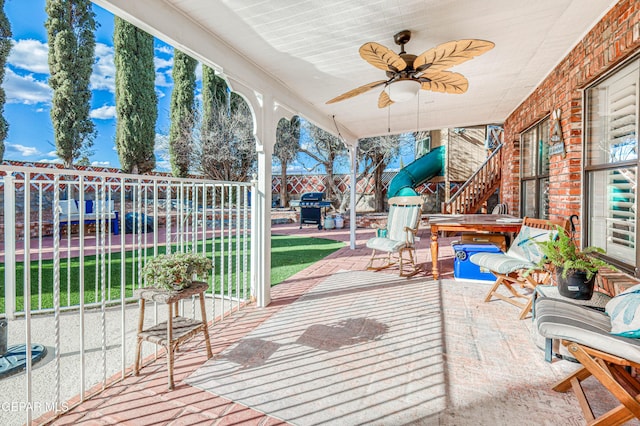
[585,59,638,270]
[520,118,550,219]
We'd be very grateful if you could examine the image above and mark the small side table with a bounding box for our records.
[133,281,213,390]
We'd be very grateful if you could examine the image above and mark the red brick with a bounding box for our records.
[501,0,640,218]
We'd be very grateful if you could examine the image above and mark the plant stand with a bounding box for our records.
[133,281,212,390]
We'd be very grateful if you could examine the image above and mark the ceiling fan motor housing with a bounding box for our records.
[394,30,412,49]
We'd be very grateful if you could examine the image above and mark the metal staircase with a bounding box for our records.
[442,143,503,214]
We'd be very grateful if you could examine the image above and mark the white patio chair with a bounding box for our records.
[491,203,508,214]
[365,196,424,277]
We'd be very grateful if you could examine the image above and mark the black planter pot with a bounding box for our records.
[556,267,595,300]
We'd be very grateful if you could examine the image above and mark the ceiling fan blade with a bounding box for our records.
[420,71,469,94]
[359,42,407,72]
[378,90,394,108]
[326,80,387,104]
[414,39,494,72]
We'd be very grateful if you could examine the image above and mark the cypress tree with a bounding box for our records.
[0,0,10,162]
[168,49,197,177]
[201,64,228,136]
[113,17,157,174]
[45,0,96,168]
[201,65,226,179]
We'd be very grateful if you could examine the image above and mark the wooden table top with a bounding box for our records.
[424,214,523,227]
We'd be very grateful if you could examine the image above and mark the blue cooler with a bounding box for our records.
[452,243,502,282]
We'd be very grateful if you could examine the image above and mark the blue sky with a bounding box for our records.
[3,0,175,170]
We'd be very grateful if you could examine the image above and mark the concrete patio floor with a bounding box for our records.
[32,222,635,425]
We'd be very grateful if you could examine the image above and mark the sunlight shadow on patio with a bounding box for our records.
[186,270,445,425]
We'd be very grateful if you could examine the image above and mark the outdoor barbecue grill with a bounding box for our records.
[298,192,331,229]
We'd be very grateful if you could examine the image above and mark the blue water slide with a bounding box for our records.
[387,145,445,198]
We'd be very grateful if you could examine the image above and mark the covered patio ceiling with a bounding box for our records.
[93,0,618,140]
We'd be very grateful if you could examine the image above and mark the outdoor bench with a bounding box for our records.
[59,199,120,235]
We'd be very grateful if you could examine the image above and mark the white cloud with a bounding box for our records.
[4,68,52,104]
[6,142,42,157]
[154,133,169,152]
[154,54,173,90]
[287,163,310,174]
[8,39,49,74]
[154,56,173,70]
[155,159,171,172]
[91,160,111,167]
[155,70,172,88]
[155,45,172,55]
[91,43,115,92]
[37,157,62,164]
[90,105,116,120]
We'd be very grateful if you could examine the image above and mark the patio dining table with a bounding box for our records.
[425,214,523,279]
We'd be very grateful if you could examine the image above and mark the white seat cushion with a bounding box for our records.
[536,297,640,364]
[470,252,536,274]
[366,237,407,253]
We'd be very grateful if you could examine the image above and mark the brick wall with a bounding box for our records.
[501,0,640,225]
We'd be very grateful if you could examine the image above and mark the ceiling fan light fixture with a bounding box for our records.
[386,79,421,102]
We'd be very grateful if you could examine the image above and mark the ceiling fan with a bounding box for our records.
[326,30,494,108]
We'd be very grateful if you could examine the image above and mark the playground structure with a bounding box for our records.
[387,145,445,198]
[388,125,502,211]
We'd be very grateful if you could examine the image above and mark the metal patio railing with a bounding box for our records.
[0,165,253,425]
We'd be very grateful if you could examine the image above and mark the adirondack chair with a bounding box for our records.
[365,196,424,277]
[469,217,570,319]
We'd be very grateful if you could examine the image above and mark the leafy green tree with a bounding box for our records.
[0,0,10,162]
[168,49,197,177]
[45,0,96,168]
[197,66,255,181]
[113,17,157,174]
[274,117,300,207]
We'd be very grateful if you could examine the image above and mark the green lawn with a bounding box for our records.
[270,235,344,284]
[0,234,344,312]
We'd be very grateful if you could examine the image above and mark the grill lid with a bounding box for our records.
[300,192,324,201]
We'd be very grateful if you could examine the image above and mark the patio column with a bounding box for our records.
[346,140,358,250]
[246,91,276,308]
[254,139,273,307]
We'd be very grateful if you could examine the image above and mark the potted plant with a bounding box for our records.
[534,225,615,300]
[142,251,211,291]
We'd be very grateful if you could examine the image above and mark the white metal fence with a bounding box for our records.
[0,165,253,425]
